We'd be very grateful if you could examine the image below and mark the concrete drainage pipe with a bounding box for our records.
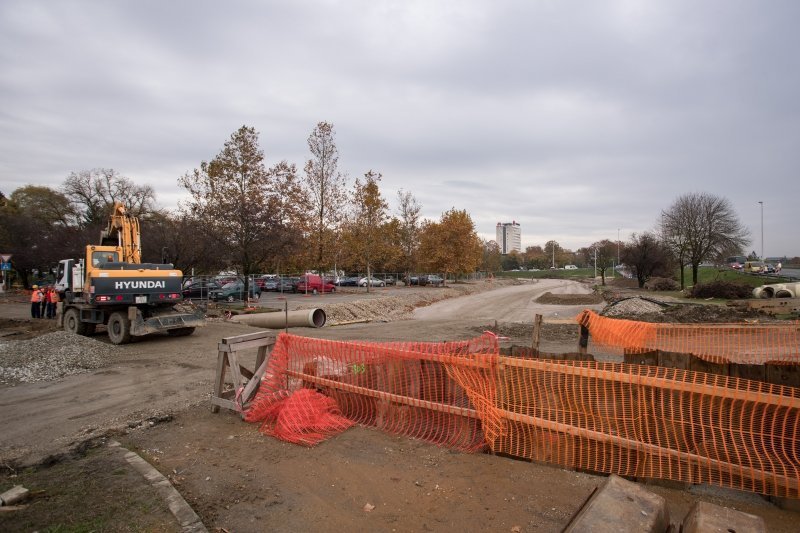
[231,308,326,329]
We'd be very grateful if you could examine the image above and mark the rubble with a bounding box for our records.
[0,331,113,385]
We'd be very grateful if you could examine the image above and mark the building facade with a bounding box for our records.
[496,221,522,254]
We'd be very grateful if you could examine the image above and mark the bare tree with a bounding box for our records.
[580,240,617,285]
[63,168,155,226]
[396,189,421,280]
[303,121,348,273]
[661,193,750,286]
[621,232,673,288]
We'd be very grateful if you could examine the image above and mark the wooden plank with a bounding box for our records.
[624,350,659,366]
[730,364,766,383]
[689,355,729,376]
[210,396,238,411]
[767,364,800,388]
[217,337,276,353]
[241,356,270,404]
[221,330,276,344]
[658,351,689,370]
[284,369,480,420]
[578,325,589,354]
[210,351,228,414]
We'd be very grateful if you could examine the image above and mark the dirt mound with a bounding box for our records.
[0,317,60,341]
[602,298,772,323]
[634,304,771,324]
[472,322,579,343]
[0,330,114,385]
[535,292,604,305]
[603,298,667,317]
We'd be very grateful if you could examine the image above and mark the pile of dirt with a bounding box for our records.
[634,304,772,324]
[535,292,604,305]
[472,321,580,343]
[602,298,773,323]
[0,330,114,385]
[603,297,668,317]
[0,317,60,341]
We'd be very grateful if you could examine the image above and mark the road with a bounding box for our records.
[414,278,601,322]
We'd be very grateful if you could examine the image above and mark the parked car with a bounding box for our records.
[273,278,296,292]
[182,280,221,299]
[209,281,261,302]
[255,275,278,289]
[294,274,336,294]
[564,265,578,270]
[419,274,444,286]
[336,276,360,286]
[358,276,386,287]
[743,261,766,274]
[763,263,776,274]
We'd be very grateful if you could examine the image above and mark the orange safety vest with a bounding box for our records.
[30,289,42,303]
[49,290,60,303]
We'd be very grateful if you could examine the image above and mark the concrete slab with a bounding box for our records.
[564,474,670,533]
[681,500,765,533]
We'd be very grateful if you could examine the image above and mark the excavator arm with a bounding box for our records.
[99,202,142,264]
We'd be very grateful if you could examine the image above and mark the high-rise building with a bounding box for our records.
[496,221,521,254]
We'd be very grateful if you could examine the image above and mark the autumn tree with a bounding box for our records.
[396,189,421,280]
[482,239,502,273]
[345,170,389,291]
[179,125,284,295]
[621,232,673,288]
[418,208,482,281]
[63,168,155,226]
[303,121,348,273]
[0,186,82,287]
[544,240,562,269]
[661,192,750,286]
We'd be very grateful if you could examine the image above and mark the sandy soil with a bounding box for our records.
[1,281,798,532]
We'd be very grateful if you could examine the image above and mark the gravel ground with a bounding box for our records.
[0,330,114,385]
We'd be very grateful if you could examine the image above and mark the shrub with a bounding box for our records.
[646,277,679,291]
[689,281,752,299]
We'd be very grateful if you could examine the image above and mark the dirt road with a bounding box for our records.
[1,280,797,532]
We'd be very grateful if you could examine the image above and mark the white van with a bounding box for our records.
[564,265,578,270]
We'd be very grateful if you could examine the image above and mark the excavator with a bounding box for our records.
[54,202,205,344]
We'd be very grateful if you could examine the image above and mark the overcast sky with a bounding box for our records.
[2,1,798,257]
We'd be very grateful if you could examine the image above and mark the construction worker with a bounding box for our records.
[46,286,60,319]
[30,285,43,319]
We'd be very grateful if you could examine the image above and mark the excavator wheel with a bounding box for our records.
[64,308,88,336]
[107,311,132,345]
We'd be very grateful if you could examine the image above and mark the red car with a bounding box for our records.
[293,274,336,294]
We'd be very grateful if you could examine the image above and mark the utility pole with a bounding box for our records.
[758,201,764,260]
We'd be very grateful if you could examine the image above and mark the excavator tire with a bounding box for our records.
[107,311,132,345]
[64,308,88,336]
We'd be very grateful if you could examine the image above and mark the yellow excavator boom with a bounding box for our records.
[99,202,142,264]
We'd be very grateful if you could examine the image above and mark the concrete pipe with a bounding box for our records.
[231,308,326,329]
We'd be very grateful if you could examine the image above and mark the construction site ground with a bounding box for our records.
[0,279,796,532]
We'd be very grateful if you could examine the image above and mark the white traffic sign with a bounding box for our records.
[0,254,11,262]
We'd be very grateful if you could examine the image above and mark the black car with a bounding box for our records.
[182,280,221,299]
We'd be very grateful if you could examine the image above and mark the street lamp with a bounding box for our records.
[758,201,764,260]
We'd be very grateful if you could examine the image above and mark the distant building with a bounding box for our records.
[496,221,521,254]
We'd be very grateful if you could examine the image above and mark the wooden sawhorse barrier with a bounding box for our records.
[211,331,275,415]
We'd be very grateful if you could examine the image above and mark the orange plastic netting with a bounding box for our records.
[244,331,800,498]
[578,310,800,364]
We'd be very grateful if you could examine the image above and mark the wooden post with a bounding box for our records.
[531,314,543,354]
[578,324,589,355]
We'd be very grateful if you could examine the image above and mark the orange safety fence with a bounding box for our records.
[245,332,800,498]
[578,309,800,365]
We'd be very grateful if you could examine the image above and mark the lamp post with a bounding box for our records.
[758,201,764,260]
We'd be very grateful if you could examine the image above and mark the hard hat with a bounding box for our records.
[32,285,38,289]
